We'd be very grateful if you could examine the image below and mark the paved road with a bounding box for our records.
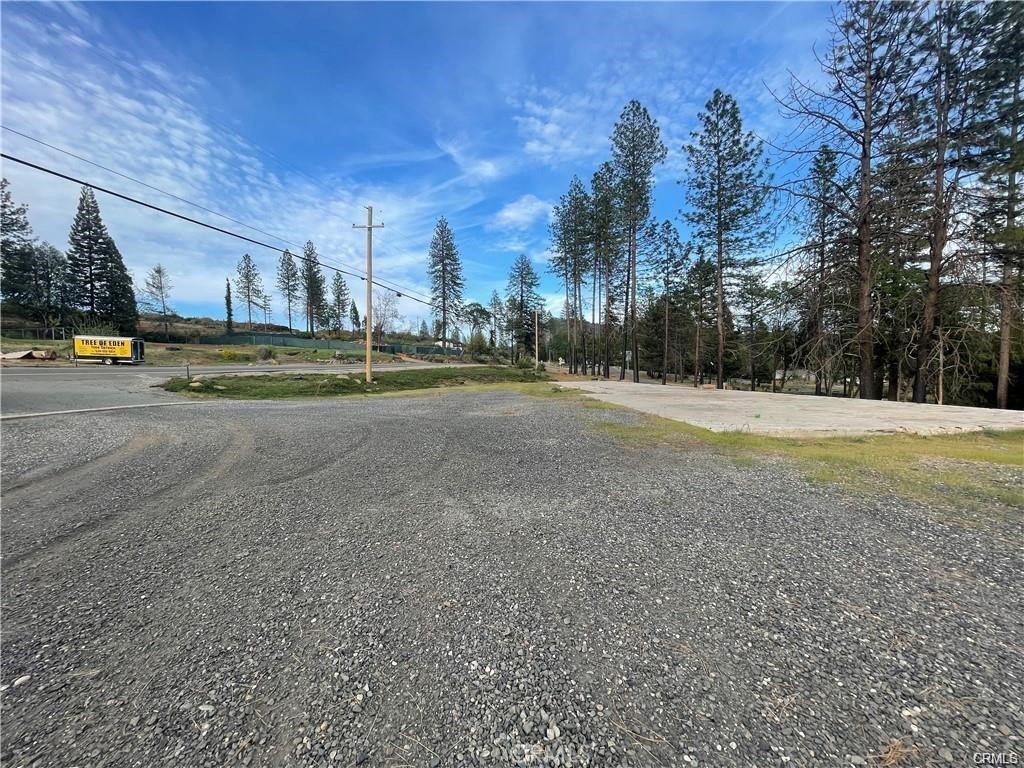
[1,391,1021,767]
[557,377,1024,436]
[0,361,443,417]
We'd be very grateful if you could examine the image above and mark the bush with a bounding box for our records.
[537,362,546,372]
[256,346,276,361]
[221,349,239,361]
[516,356,536,370]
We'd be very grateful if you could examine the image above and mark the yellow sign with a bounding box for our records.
[74,336,132,358]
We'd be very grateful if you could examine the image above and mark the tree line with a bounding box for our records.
[544,0,1021,408]
[1,181,140,334]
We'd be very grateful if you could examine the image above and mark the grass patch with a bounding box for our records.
[163,366,549,399]
[589,411,1023,518]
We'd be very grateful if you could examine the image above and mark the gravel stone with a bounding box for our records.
[1,391,1021,767]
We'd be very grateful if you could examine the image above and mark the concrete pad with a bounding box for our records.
[557,378,1024,436]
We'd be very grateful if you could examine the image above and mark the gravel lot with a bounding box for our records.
[1,390,1021,767]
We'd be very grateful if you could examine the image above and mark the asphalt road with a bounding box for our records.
[1,391,1020,767]
[0,361,440,417]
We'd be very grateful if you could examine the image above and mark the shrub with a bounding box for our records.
[221,348,239,361]
[256,346,276,361]
[516,356,535,370]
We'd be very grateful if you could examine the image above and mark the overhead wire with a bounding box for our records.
[3,48,433,301]
[1,152,433,307]
[0,125,433,303]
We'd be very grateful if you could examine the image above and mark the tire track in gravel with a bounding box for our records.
[1,423,254,571]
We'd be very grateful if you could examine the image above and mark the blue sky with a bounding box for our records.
[1,1,833,328]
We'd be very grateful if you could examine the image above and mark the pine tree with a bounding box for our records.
[550,176,591,374]
[0,178,37,310]
[650,220,689,385]
[427,216,465,354]
[488,290,505,349]
[611,100,667,382]
[28,242,70,326]
[909,1,991,403]
[235,253,263,330]
[506,253,542,362]
[418,319,430,340]
[298,241,327,334]
[65,187,112,318]
[225,278,234,333]
[96,234,137,333]
[978,1,1024,408]
[142,263,174,341]
[783,2,920,398]
[682,89,770,389]
[591,162,622,378]
[329,271,350,334]
[350,301,361,333]
[276,249,300,332]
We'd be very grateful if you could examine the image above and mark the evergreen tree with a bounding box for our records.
[350,300,361,333]
[650,220,689,385]
[590,162,622,378]
[506,253,542,362]
[276,249,301,332]
[0,178,36,310]
[908,1,991,403]
[28,242,70,326]
[418,319,430,340]
[550,176,591,374]
[978,1,1024,408]
[142,263,174,341]
[225,278,234,333]
[329,271,350,334]
[298,241,327,334]
[65,186,111,318]
[96,234,137,333]
[611,100,667,382]
[682,89,770,389]
[783,1,920,398]
[683,251,717,386]
[235,253,264,330]
[427,216,465,353]
[488,290,505,349]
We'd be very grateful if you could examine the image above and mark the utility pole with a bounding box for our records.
[353,206,383,383]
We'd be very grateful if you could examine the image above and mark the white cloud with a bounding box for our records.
[0,3,486,322]
[491,194,550,231]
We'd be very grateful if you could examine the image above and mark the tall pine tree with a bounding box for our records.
[427,216,464,352]
[682,90,770,389]
[506,253,542,362]
[299,240,327,334]
[611,100,667,382]
[65,186,111,319]
[235,253,264,330]
[276,249,300,332]
[0,178,37,310]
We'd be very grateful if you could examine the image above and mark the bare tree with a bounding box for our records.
[142,263,174,341]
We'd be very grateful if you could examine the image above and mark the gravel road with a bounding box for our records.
[1,390,1021,767]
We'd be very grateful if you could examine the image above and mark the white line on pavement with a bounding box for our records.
[0,401,212,421]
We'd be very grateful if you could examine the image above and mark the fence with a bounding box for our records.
[197,333,461,357]
[1,326,72,341]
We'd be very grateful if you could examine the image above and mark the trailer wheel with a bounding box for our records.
[103,357,114,366]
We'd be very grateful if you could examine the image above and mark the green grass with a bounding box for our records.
[582,406,1023,519]
[163,366,549,399]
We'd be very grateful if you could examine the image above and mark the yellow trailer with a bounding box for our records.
[72,335,145,365]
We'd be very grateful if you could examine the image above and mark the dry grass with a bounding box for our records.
[574,400,1023,519]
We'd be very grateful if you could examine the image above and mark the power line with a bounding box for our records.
[2,50,433,300]
[1,152,432,307]
[0,122,432,301]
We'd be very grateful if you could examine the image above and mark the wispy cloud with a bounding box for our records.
[490,194,550,231]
